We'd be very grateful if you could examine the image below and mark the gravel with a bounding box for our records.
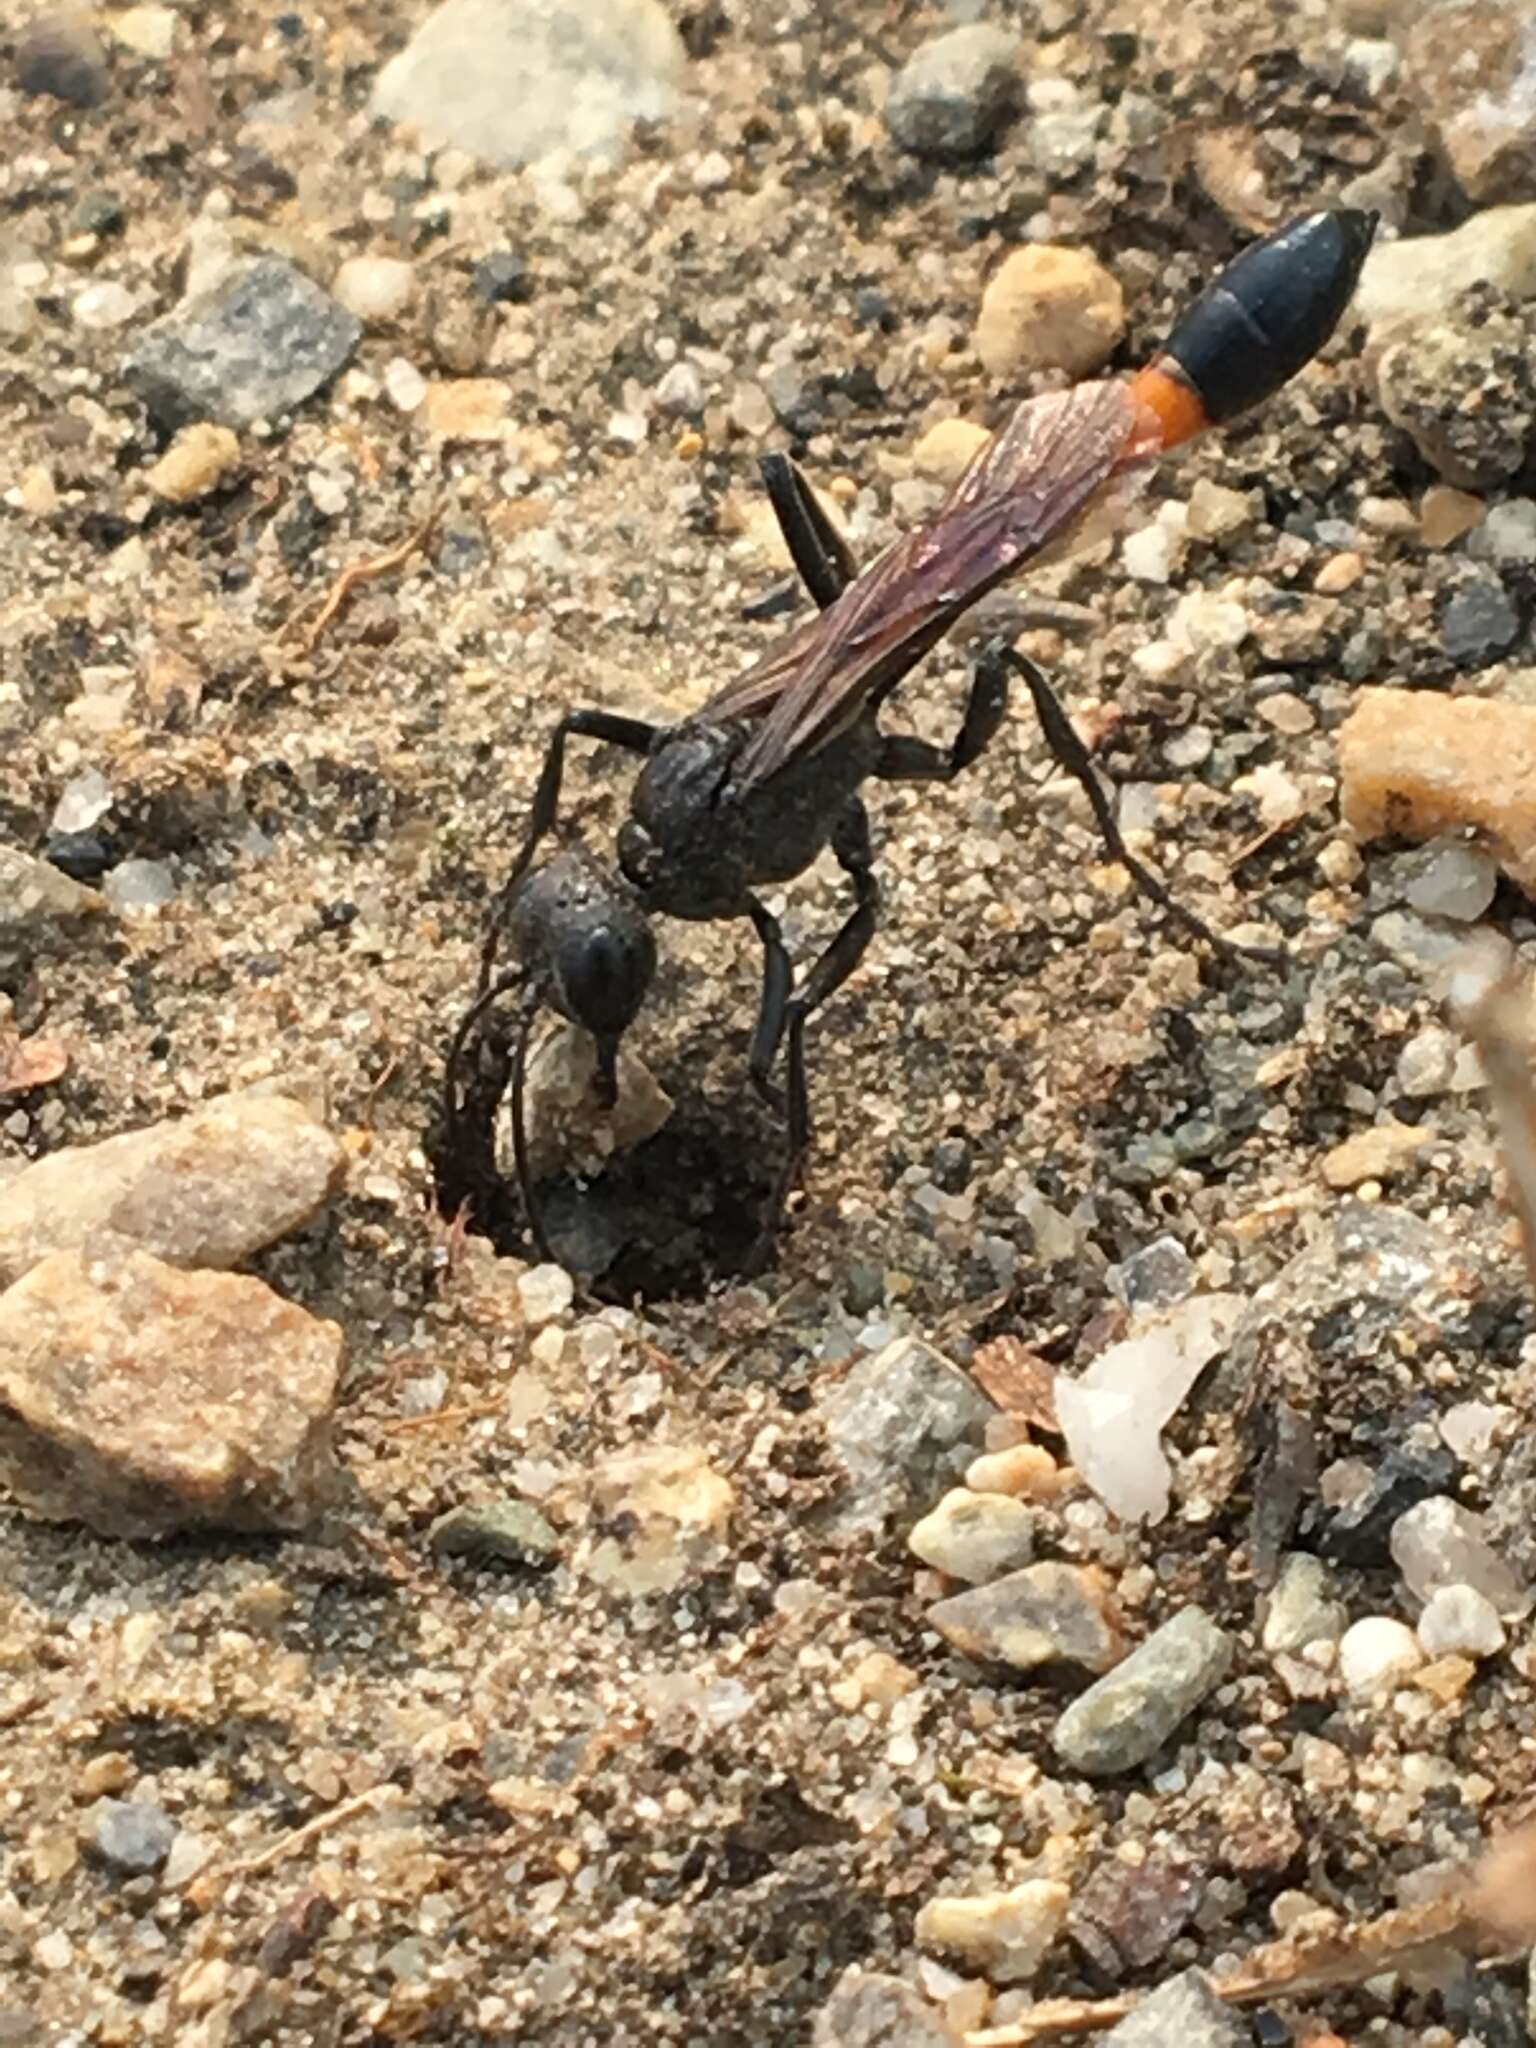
[4,0,1536,2039]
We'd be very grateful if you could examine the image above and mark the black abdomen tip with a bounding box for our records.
[1163,208,1380,426]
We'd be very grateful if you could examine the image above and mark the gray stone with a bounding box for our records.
[429,1501,560,1568]
[125,259,360,431]
[812,1969,959,2048]
[819,1335,995,1534]
[15,9,110,107]
[929,1562,1123,1675]
[0,1250,344,1539]
[89,1799,177,1876]
[1262,1553,1348,1655]
[0,1091,345,1288]
[1442,577,1523,663]
[1100,1969,1254,2046]
[1390,1494,1531,1615]
[371,0,686,168]
[884,25,1020,161]
[1052,1606,1233,1776]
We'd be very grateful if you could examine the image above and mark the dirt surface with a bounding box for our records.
[3,1,1536,2044]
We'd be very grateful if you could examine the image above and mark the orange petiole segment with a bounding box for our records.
[1127,359,1211,452]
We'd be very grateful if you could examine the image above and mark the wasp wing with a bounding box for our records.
[707,379,1152,794]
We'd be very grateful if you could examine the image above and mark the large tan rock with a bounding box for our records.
[975,245,1124,379]
[0,1251,343,1537]
[0,1092,345,1287]
[1338,686,1536,893]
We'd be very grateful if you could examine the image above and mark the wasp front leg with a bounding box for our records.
[480,708,660,993]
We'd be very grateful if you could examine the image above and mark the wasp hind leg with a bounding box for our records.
[1006,647,1279,965]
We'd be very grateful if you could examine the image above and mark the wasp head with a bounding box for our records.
[510,851,657,1104]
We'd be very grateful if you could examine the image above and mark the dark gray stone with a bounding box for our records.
[428,1501,560,1568]
[125,259,361,431]
[885,25,1021,161]
[1441,576,1522,664]
[15,10,110,107]
[1053,1607,1233,1776]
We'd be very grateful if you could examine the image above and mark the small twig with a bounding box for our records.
[1224,813,1301,875]
[193,1785,393,1906]
[285,498,442,653]
[965,1825,1536,2045]
[377,1399,505,1437]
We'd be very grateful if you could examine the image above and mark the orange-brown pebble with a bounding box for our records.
[965,1443,1067,1500]
[1414,1652,1477,1704]
[674,428,704,460]
[1337,686,1536,893]
[1420,484,1485,548]
[1313,549,1363,593]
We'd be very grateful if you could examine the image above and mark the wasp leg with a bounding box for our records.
[440,967,526,1235]
[746,800,879,1270]
[746,896,794,1116]
[759,453,859,610]
[507,988,555,1265]
[877,641,1274,964]
[480,708,660,992]
[1006,647,1279,965]
[872,637,1012,783]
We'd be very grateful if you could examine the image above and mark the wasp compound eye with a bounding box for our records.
[1148,208,1378,433]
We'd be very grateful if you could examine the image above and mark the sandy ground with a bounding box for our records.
[2,0,1535,2043]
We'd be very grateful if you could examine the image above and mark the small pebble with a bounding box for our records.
[1263,1553,1348,1655]
[884,24,1021,162]
[915,1880,1068,1984]
[911,417,989,485]
[1469,497,1536,566]
[1052,1606,1233,1775]
[332,255,416,325]
[1185,478,1256,541]
[428,1500,560,1568]
[1403,838,1499,921]
[126,258,361,432]
[964,1443,1064,1500]
[1391,1494,1530,1615]
[1338,1615,1424,1696]
[908,1487,1035,1584]
[517,1263,574,1326]
[103,858,175,912]
[928,1561,1122,1675]
[1321,1120,1430,1190]
[73,280,137,330]
[1338,686,1536,893]
[146,422,240,505]
[1421,484,1485,548]
[1397,1025,1457,1098]
[1417,1582,1507,1658]
[88,1799,177,1876]
[16,9,111,106]
[974,244,1124,379]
